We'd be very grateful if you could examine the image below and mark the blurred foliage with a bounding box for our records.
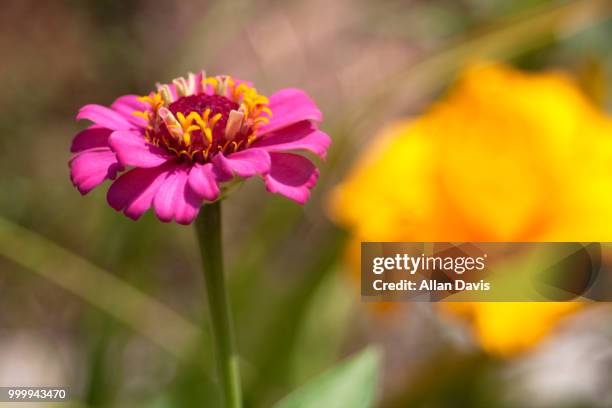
[274,347,380,408]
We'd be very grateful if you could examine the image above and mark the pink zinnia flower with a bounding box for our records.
[70,72,330,224]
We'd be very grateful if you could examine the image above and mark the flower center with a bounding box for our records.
[168,94,239,146]
[135,72,271,164]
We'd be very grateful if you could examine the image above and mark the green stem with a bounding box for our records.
[195,201,242,408]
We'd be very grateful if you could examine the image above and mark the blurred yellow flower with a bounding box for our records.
[329,63,612,356]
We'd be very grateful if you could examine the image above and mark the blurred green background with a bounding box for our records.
[0,0,611,407]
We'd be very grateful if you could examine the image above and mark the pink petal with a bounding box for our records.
[70,148,123,194]
[107,163,171,221]
[212,148,271,179]
[153,166,201,225]
[165,84,179,100]
[111,95,148,128]
[258,88,322,135]
[192,71,206,94]
[264,153,319,204]
[188,163,220,201]
[77,104,134,131]
[70,126,112,153]
[251,121,331,158]
[109,130,172,168]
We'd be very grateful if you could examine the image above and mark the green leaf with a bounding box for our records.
[273,347,381,408]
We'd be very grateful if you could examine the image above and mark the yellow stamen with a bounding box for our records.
[209,113,223,129]
[205,77,219,93]
[247,134,258,146]
[204,128,213,144]
[202,108,211,122]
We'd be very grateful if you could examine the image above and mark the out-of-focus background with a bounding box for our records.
[1,0,612,407]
